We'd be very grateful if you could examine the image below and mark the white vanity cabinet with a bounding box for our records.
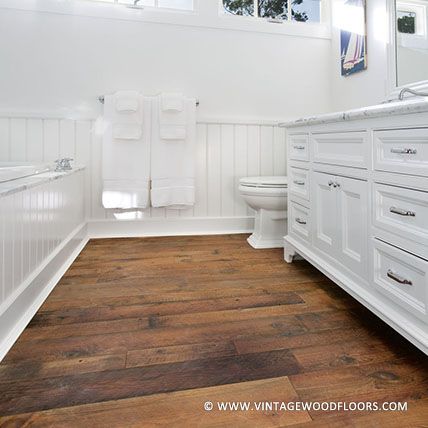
[283,107,428,355]
[313,172,368,281]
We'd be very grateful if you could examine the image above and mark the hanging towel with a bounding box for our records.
[102,93,151,209]
[112,123,142,140]
[160,125,186,141]
[115,90,140,113]
[159,93,187,140]
[151,95,196,209]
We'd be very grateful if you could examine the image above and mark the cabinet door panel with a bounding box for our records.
[337,176,368,280]
[313,172,338,258]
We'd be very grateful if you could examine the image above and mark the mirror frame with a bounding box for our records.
[387,0,428,99]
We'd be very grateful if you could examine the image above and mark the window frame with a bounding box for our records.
[85,0,195,13]
[220,0,323,24]
[0,0,331,39]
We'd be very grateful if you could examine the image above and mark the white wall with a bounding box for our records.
[329,0,390,111]
[0,4,331,233]
[0,116,286,225]
[0,6,332,121]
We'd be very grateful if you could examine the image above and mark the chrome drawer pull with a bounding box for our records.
[293,180,305,186]
[387,269,413,286]
[390,206,416,217]
[293,145,305,150]
[328,180,340,188]
[390,148,417,155]
[295,218,307,225]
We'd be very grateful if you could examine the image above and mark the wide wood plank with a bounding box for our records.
[0,377,311,427]
[0,349,301,415]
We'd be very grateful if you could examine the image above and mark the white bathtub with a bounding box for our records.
[0,162,52,183]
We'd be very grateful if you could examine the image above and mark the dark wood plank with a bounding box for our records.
[3,314,307,363]
[29,290,307,328]
[0,349,301,415]
[0,377,311,428]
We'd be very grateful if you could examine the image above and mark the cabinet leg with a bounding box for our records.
[284,243,297,263]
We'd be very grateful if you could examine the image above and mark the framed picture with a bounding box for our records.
[340,0,367,76]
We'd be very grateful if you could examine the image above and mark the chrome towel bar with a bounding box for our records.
[98,95,199,106]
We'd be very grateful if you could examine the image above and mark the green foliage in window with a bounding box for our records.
[223,0,309,22]
[223,0,254,16]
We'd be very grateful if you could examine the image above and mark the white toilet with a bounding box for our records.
[239,176,288,249]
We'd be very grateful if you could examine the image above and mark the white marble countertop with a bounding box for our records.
[0,166,85,198]
[279,98,428,128]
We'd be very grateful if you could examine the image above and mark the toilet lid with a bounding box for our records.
[239,176,288,188]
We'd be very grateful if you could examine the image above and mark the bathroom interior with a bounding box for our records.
[0,0,427,425]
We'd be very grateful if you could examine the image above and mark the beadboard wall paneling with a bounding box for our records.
[0,171,85,315]
[0,117,287,221]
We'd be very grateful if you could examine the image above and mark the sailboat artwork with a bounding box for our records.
[340,0,367,76]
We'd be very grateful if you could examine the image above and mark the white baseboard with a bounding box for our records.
[0,223,89,362]
[88,216,255,238]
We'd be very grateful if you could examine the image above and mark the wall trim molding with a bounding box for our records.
[0,223,89,362]
[88,216,254,239]
[0,112,287,126]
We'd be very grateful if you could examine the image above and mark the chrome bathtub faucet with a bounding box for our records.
[54,158,74,172]
[398,87,428,101]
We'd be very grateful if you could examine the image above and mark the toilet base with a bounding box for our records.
[247,209,287,249]
[247,234,285,249]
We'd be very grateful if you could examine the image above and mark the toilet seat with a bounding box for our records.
[239,176,288,189]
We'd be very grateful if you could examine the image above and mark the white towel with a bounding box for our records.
[160,125,187,141]
[102,93,151,209]
[151,96,196,209]
[102,180,149,209]
[115,90,140,113]
[151,178,195,208]
[113,123,142,140]
[159,93,186,140]
[161,92,184,112]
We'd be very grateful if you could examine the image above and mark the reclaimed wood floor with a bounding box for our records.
[0,234,427,427]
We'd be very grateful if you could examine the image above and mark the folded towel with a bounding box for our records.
[115,90,140,113]
[151,96,196,209]
[102,93,151,209]
[161,92,184,112]
[113,123,142,140]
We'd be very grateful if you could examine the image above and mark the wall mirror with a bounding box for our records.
[391,0,428,93]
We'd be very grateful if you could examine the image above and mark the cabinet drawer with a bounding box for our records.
[374,128,428,177]
[289,202,310,242]
[312,131,368,169]
[373,239,428,322]
[289,167,310,201]
[374,183,428,252]
[288,134,309,162]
